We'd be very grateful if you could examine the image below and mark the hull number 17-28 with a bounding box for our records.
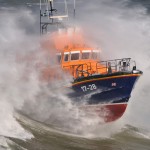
[81,84,97,92]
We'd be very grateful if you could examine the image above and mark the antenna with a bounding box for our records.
[49,0,57,16]
[65,0,68,18]
[74,0,76,18]
[40,0,42,34]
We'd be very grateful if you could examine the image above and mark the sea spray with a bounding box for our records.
[0,8,38,139]
[1,0,150,140]
[78,0,150,131]
[0,6,110,138]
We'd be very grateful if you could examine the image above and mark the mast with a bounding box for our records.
[40,0,69,35]
[49,0,57,16]
[40,0,42,35]
[74,0,76,18]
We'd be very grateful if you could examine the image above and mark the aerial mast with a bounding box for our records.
[40,0,69,34]
[74,0,76,18]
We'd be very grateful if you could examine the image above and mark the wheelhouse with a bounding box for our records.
[56,49,100,63]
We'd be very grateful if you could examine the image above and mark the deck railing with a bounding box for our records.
[63,58,136,79]
[96,58,136,74]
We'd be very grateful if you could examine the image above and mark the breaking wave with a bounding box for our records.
[0,1,150,150]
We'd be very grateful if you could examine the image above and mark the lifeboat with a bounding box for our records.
[39,0,143,122]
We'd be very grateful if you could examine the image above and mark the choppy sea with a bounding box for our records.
[0,0,150,149]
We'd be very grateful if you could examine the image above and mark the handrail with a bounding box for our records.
[96,58,136,74]
[63,58,136,79]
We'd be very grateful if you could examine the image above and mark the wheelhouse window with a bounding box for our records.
[64,52,69,62]
[71,51,80,61]
[56,53,61,64]
[82,50,91,59]
[92,50,100,60]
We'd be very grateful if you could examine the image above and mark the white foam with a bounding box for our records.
[77,0,150,132]
[1,0,150,140]
[0,8,38,140]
